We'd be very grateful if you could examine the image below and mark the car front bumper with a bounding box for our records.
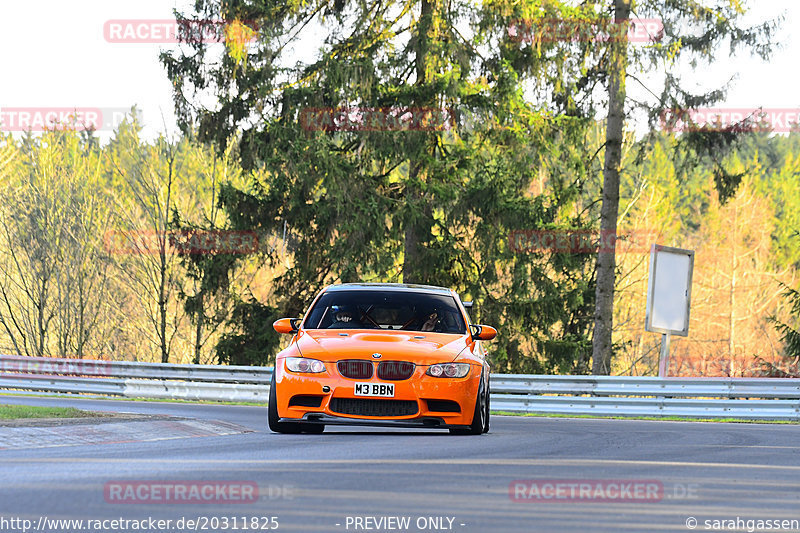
[274,362,483,427]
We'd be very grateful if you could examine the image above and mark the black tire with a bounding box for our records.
[268,373,303,434]
[450,373,487,435]
[483,384,490,434]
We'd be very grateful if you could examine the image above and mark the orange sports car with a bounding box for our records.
[268,283,497,435]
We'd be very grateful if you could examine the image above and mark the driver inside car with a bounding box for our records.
[420,310,439,332]
[329,309,356,328]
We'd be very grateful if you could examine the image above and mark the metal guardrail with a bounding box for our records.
[490,375,800,419]
[1,355,799,419]
[0,355,271,402]
[490,374,800,398]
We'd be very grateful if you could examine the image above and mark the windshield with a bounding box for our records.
[304,290,467,334]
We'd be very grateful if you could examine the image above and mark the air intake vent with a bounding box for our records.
[330,398,418,417]
[288,395,324,408]
[425,399,461,413]
[337,360,373,379]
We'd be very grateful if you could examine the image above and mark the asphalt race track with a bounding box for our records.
[1,395,800,533]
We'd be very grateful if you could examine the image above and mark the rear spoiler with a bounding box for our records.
[461,301,473,309]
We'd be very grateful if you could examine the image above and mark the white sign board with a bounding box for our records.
[645,244,694,337]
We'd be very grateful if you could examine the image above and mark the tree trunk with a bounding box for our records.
[402,0,434,285]
[159,156,175,364]
[159,242,169,363]
[403,209,422,284]
[592,0,631,375]
[728,203,737,376]
[194,291,204,365]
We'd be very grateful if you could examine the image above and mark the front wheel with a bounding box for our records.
[450,374,488,435]
[483,385,490,434]
[268,373,303,434]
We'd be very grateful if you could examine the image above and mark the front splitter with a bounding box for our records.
[280,413,470,430]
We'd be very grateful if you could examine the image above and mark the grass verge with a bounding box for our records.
[0,403,97,420]
[0,392,267,407]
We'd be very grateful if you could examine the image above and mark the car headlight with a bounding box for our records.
[426,363,470,378]
[285,357,326,373]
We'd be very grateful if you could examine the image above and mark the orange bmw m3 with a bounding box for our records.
[268,283,497,435]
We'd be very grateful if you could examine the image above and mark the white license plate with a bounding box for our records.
[353,382,395,397]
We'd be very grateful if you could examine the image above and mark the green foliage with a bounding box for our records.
[157,0,781,372]
[0,130,113,358]
[153,0,783,373]
[0,109,798,372]
[215,298,281,366]
[160,0,610,372]
[629,0,780,204]
[771,284,800,361]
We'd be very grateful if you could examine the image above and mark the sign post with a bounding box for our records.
[658,333,671,377]
[645,245,694,377]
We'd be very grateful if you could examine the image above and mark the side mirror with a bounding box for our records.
[273,318,300,334]
[470,324,497,341]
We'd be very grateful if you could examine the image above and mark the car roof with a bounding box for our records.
[323,283,455,296]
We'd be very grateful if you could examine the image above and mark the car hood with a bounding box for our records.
[295,330,468,365]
